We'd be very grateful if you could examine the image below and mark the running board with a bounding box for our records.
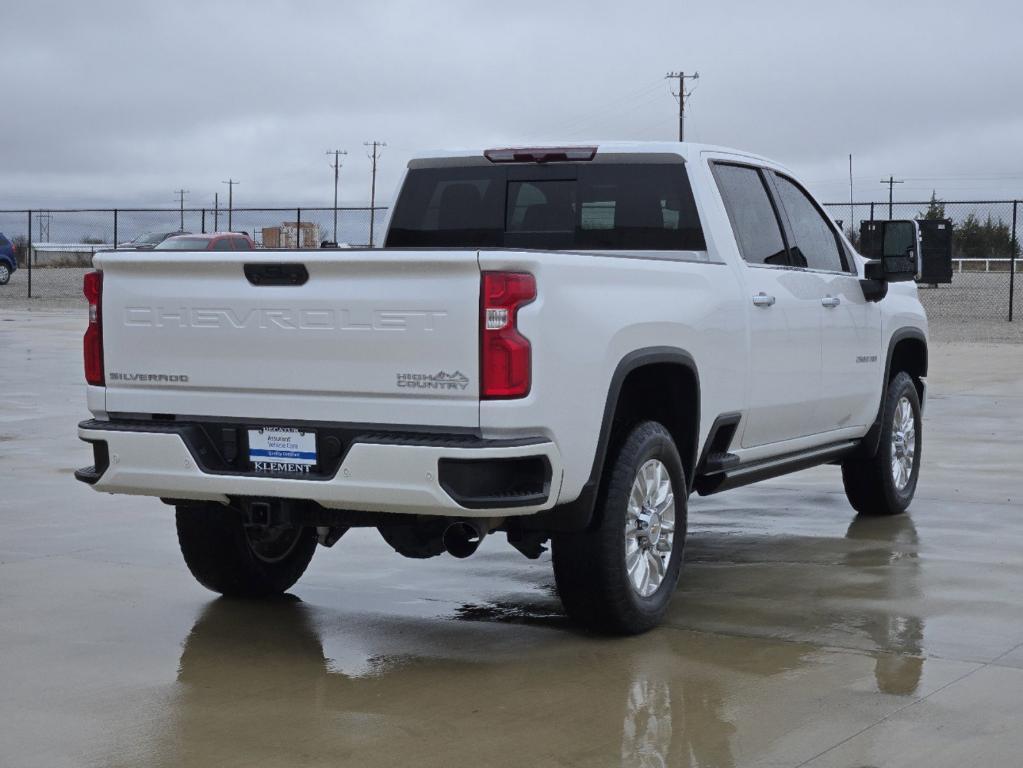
[694,440,859,496]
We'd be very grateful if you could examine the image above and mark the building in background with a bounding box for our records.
[261,222,321,249]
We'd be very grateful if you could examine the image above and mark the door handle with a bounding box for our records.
[821,295,841,308]
[752,292,776,307]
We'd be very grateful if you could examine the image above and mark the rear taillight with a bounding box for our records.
[83,270,104,385]
[480,272,535,399]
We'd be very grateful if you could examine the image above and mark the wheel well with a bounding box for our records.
[889,336,927,400]
[608,363,699,489]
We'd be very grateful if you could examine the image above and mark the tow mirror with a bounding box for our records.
[860,220,920,283]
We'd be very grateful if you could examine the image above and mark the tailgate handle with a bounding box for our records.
[244,263,309,286]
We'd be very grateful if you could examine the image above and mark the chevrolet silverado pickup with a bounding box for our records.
[76,142,928,634]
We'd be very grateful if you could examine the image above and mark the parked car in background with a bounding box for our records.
[0,233,18,285]
[154,232,255,251]
[123,230,190,249]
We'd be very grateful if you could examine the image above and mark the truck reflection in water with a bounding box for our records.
[844,514,924,696]
[160,513,922,767]
[169,596,744,768]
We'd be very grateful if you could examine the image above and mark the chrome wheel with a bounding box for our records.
[890,396,916,491]
[0,265,9,284]
[245,525,304,564]
[625,459,676,597]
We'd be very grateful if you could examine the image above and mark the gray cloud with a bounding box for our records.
[2,0,1022,210]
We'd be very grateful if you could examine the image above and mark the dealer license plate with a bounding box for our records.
[248,427,317,474]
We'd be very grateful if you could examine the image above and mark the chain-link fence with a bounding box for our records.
[0,206,387,300]
[825,200,1020,324]
[2,201,1018,323]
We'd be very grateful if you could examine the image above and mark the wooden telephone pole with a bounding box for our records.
[665,71,700,141]
[364,141,386,246]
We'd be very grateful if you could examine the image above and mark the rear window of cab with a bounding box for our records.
[386,162,706,251]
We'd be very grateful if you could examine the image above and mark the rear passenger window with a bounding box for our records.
[773,175,845,272]
[212,238,233,251]
[231,237,251,250]
[712,164,787,266]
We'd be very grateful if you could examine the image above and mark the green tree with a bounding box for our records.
[917,191,946,221]
[953,213,1019,259]
[954,213,982,258]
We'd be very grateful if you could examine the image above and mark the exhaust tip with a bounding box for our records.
[443,521,486,559]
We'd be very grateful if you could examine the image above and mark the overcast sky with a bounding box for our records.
[3,0,1022,211]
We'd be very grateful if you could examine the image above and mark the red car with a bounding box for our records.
[155,232,255,251]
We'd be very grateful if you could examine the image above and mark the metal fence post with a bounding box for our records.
[296,208,301,248]
[202,209,206,234]
[113,209,118,249]
[869,202,875,222]
[1010,200,1018,322]
[27,210,32,299]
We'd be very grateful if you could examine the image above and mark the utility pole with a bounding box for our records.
[880,176,904,220]
[174,189,189,230]
[665,71,699,141]
[213,192,219,231]
[364,141,386,246]
[326,148,348,244]
[222,179,239,231]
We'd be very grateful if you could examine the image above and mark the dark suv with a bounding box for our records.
[0,233,18,285]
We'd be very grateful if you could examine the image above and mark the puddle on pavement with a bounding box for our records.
[454,599,572,629]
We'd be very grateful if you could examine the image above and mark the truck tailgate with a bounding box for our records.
[95,249,481,428]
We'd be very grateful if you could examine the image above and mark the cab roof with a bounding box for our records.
[408,141,791,174]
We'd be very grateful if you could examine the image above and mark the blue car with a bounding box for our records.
[0,233,17,285]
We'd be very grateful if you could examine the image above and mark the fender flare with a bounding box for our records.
[859,326,928,458]
[523,346,700,533]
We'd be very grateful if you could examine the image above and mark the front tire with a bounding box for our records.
[176,503,318,597]
[842,371,922,516]
[552,421,687,635]
[0,264,10,285]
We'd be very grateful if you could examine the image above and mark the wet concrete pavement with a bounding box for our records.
[2,309,1022,767]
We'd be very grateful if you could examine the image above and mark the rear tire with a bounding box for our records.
[842,371,922,516]
[0,264,10,285]
[176,503,317,597]
[552,421,687,635]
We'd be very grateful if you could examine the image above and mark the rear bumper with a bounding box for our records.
[76,419,561,517]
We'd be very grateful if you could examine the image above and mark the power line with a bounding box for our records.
[326,148,348,244]
[665,71,700,141]
[221,179,239,231]
[551,79,667,137]
[174,189,189,230]
[364,141,386,247]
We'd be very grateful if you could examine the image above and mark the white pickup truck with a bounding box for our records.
[76,142,927,634]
